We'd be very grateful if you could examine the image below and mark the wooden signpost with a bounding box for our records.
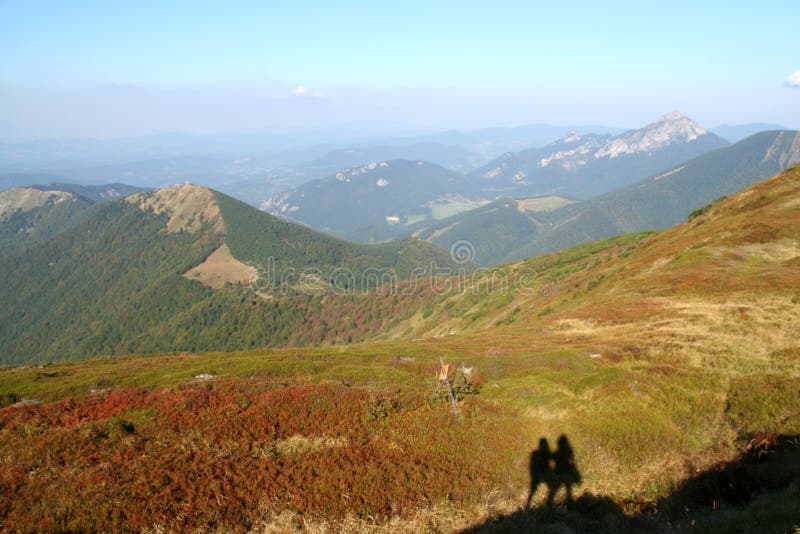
[437,358,460,419]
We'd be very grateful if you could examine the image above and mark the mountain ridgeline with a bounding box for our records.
[264,160,471,241]
[264,112,730,246]
[0,185,458,364]
[2,121,798,362]
[0,187,94,257]
[511,129,800,259]
[414,129,800,265]
[0,183,149,258]
[465,111,729,198]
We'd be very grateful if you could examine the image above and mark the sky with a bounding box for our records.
[1,0,799,141]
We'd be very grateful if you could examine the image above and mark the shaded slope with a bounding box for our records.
[217,190,456,281]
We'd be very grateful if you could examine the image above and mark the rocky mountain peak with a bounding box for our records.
[538,112,712,168]
[594,112,709,159]
[561,131,582,143]
[657,110,689,122]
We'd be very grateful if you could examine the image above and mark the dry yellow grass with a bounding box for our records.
[126,183,224,234]
[0,187,75,220]
[183,243,257,289]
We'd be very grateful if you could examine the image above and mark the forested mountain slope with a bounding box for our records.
[407,130,800,265]
[510,129,800,259]
[0,184,457,364]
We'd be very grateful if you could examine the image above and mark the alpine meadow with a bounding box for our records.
[1,2,800,533]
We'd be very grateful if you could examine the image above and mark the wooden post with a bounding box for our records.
[439,357,460,419]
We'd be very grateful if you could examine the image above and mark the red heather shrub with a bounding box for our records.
[0,380,500,531]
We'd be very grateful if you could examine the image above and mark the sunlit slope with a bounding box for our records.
[416,130,800,265]
[395,163,800,360]
[0,167,798,532]
[511,129,800,259]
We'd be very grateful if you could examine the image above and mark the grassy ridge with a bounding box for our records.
[0,193,95,258]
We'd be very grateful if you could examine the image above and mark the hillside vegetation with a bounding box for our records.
[414,130,800,265]
[511,129,800,259]
[412,196,574,266]
[0,185,457,364]
[0,183,148,258]
[0,187,95,257]
[1,165,799,531]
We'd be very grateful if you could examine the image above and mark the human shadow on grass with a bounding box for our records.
[460,433,800,533]
[524,435,581,510]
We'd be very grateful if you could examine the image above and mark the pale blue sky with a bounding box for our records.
[1,0,799,140]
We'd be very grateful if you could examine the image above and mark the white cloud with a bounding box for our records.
[786,70,800,87]
[291,85,324,97]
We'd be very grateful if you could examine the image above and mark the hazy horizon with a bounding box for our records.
[2,0,800,142]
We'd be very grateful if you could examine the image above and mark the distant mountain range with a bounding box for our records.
[282,142,481,176]
[371,123,626,159]
[466,111,730,199]
[0,122,629,208]
[4,118,786,212]
[412,130,800,265]
[265,112,731,243]
[263,160,473,240]
[27,182,147,202]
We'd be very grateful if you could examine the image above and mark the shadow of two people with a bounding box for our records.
[460,433,800,533]
[524,434,581,510]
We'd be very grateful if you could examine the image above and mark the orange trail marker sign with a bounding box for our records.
[439,364,450,381]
